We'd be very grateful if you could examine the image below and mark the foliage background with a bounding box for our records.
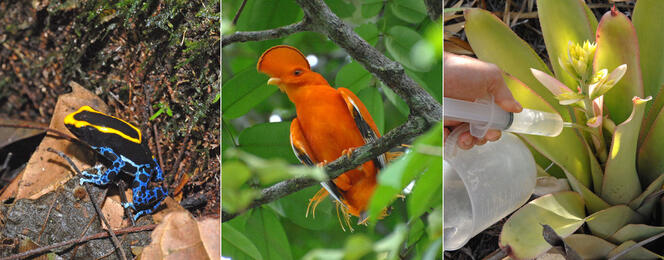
[222,0,442,259]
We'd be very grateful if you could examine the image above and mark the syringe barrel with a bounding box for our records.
[443,97,511,135]
[505,109,563,137]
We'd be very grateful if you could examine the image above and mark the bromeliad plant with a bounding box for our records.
[462,0,664,259]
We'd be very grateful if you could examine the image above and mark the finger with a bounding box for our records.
[444,119,462,127]
[477,138,488,145]
[457,132,475,150]
[486,71,523,113]
[485,130,501,141]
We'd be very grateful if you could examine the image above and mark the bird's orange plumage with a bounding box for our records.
[257,45,385,225]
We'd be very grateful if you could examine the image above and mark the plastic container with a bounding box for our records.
[443,125,536,251]
[443,97,564,138]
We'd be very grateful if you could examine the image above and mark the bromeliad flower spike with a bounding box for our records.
[257,45,388,230]
[64,106,168,221]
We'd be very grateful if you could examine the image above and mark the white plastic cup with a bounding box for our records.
[444,125,536,251]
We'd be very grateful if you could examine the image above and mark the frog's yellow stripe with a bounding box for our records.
[64,106,142,144]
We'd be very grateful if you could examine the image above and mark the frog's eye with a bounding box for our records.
[293,69,303,76]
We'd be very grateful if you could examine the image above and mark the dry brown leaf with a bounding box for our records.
[141,210,220,260]
[17,82,109,201]
[0,118,46,149]
[151,197,188,223]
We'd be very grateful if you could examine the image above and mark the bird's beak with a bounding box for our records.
[267,77,282,86]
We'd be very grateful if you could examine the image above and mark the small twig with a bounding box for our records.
[232,0,248,25]
[46,148,127,260]
[0,123,77,143]
[142,85,165,175]
[222,20,310,47]
[71,216,97,257]
[173,134,190,184]
[0,224,156,260]
[37,193,60,243]
[116,180,136,226]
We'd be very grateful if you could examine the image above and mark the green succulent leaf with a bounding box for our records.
[607,240,663,259]
[609,224,664,245]
[594,9,645,125]
[585,205,642,240]
[562,168,609,214]
[463,8,569,120]
[500,191,585,259]
[564,234,616,260]
[536,0,597,90]
[504,75,591,187]
[602,97,650,204]
[633,0,664,99]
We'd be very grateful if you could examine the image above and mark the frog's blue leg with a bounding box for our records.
[122,161,168,221]
[80,146,124,186]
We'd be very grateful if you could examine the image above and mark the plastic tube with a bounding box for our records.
[443,97,563,137]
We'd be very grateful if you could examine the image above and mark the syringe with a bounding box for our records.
[443,97,564,137]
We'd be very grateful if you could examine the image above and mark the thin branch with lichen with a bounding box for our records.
[221,0,441,222]
[222,20,310,47]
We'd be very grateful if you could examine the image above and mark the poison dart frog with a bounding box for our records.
[64,106,168,221]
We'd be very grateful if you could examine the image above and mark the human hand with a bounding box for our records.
[444,52,523,149]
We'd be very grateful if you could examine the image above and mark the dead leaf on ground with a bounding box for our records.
[0,118,46,149]
[16,82,109,201]
[141,210,220,260]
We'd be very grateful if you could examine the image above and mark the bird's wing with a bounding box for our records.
[290,118,346,206]
[337,88,387,170]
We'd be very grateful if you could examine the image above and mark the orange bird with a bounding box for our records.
[257,45,387,228]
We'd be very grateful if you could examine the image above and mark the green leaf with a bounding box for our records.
[426,206,442,239]
[464,8,569,119]
[361,0,383,18]
[355,23,379,46]
[368,123,442,222]
[389,0,426,24]
[234,0,302,50]
[504,75,591,188]
[222,67,278,119]
[422,238,442,260]
[407,156,442,219]
[586,205,642,240]
[343,235,373,259]
[607,240,663,259]
[536,0,597,88]
[238,122,299,163]
[610,224,664,244]
[628,174,664,210]
[380,83,410,116]
[245,208,294,260]
[335,61,372,93]
[275,186,335,231]
[356,87,385,134]
[562,167,610,214]
[500,191,586,260]
[633,0,664,99]
[594,10,645,125]
[564,234,616,260]
[602,97,649,205]
[222,161,251,189]
[222,223,264,260]
[385,26,430,72]
[325,0,355,18]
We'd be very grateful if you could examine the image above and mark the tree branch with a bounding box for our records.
[222,116,428,222]
[295,0,442,124]
[222,20,310,47]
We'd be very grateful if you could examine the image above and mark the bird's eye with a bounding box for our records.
[293,69,303,76]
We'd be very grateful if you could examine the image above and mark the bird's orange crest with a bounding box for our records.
[257,45,310,77]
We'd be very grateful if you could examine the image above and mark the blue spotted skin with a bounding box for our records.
[81,146,168,221]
